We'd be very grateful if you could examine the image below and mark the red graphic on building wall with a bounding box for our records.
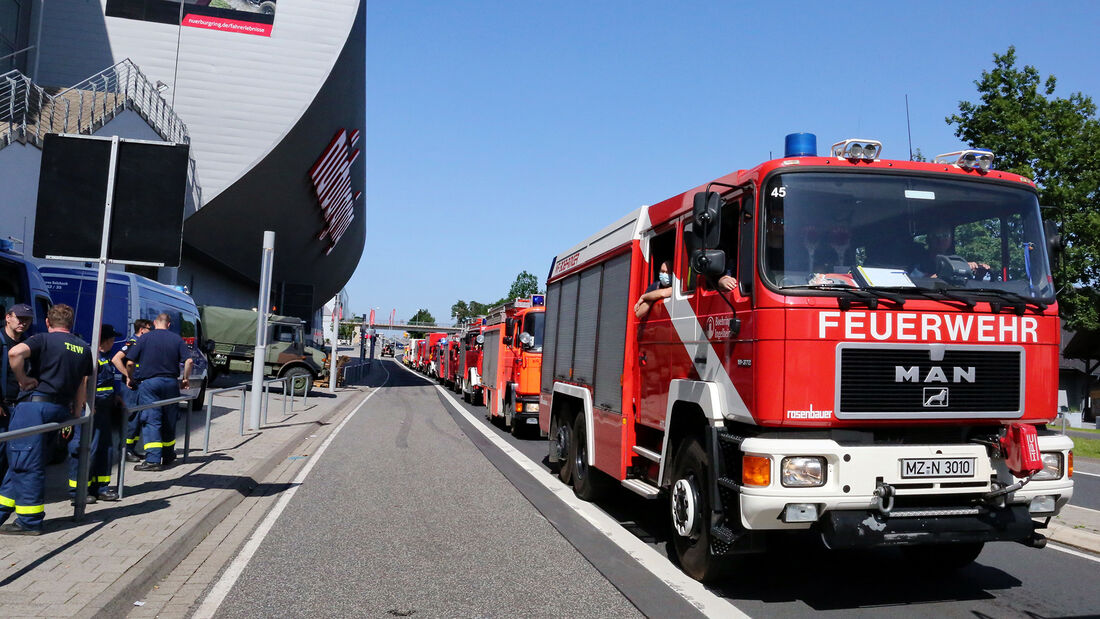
[310,129,363,255]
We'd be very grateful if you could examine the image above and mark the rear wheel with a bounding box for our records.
[571,415,612,500]
[555,413,574,485]
[669,435,730,582]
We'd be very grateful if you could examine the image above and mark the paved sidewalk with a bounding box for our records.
[0,375,370,618]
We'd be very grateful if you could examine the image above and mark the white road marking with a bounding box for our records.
[393,361,748,619]
[1073,470,1100,478]
[194,363,389,619]
[1047,542,1100,564]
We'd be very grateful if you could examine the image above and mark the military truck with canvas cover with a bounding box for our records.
[199,306,326,395]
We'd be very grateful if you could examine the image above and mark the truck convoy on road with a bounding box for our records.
[198,305,326,396]
[401,133,1074,582]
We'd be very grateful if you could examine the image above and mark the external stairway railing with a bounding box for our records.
[0,58,189,150]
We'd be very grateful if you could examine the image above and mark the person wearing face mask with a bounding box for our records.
[634,260,673,319]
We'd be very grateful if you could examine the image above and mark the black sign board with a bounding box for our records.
[34,134,190,266]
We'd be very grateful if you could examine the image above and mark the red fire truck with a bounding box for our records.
[404,338,421,367]
[538,133,1073,581]
[424,332,447,377]
[440,336,462,388]
[456,321,485,403]
[482,297,546,435]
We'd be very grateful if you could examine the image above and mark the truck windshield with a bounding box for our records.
[762,172,1054,301]
[523,312,545,350]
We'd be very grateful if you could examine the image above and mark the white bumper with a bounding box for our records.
[736,433,1074,531]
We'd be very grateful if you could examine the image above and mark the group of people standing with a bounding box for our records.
[0,304,191,535]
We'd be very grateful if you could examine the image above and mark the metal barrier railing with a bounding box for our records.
[201,374,311,454]
[341,360,370,386]
[114,394,197,500]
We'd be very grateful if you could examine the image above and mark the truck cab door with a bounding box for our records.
[637,227,677,430]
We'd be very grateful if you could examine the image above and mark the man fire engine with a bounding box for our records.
[539,133,1073,581]
[482,298,545,436]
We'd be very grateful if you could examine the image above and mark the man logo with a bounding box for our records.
[923,387,949,407]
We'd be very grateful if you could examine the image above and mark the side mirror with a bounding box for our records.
[691,249,726,279]
[505,318,515,337]
[503,336,513,346]
[1044,219,1065,263]
[692,191,722,249]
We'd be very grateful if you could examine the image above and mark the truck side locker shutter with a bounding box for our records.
[555,275,579,380]
[594,254,630,413]
[738,194,754,297]
[573,268,602,384]
[483,330,499,389]
[542,282,561,394]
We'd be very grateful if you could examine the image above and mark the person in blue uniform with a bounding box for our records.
[125,313,192,471]
[68,325,122,503]
[0,304,92,535]
[1,304,34,485]
[112,319,152,462]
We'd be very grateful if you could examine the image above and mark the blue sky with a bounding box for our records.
[353,1,1100,326]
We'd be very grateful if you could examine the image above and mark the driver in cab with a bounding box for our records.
[912,223,992,280]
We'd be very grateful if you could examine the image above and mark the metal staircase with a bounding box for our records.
[0,59,189,150]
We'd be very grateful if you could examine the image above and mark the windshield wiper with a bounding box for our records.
[781,284,905,310]
[943,287,1048,313]
[875,285,977,310]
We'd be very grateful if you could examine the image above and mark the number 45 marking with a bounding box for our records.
[771,186,787,198]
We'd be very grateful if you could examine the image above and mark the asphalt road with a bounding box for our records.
[427,360,1100,618]
[213,358,643,618]
[213,358,1100,617]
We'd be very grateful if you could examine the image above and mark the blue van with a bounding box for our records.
[38,266,210,410]
[0,241,52,334]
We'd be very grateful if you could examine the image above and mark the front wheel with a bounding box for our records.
[190,378,207,411]
[669,435,730,583]
[281,366,313,397]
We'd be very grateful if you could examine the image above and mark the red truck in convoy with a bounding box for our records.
[422,332,447,377]
[482,298,546,436]
[538,133,1073,581]
[456,321,485,404]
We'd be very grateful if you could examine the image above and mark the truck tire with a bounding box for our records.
[190,378,207,412]
[669,435,730,583]
[260,1,275,15]
[554,412,574,485]
[282,366,313,397]
[570,415,611,500]
[901,542,984,571]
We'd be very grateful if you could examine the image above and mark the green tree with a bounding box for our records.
[499,270,542,307]
[947,46,1100,330]
[407,308,436,338]
[338,322,357,341]
[451,300,469,322]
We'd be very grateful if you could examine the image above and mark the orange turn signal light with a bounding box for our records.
[1069,451,1074,478]
[743,455,771,487]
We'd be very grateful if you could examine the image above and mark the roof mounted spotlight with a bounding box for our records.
[933,149,994,172]
[831,138,883,161]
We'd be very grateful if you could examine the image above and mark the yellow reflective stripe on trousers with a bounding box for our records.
[126,437,137,444]
[163,440,176,447]
[15,504,44,515]
[144,442,164,450]
[96,476,111,483]
[97,386,113,392]
[0,494,13,508]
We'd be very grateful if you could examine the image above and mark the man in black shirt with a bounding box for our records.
[68,325,122,503]
[126,313,192,470]
[1,303,34,483]
[0,304,91,535]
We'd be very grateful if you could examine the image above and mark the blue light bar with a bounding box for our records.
[784,133,817,157]
[532,294,545,306]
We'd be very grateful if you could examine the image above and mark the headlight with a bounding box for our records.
[781,456,827,487]
[523,403,539,412]
[1031,452,1063,481]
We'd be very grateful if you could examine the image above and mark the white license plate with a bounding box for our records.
[900,457,975,479]
[526,417,539,424]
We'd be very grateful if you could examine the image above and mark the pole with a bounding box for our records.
[248,231,275,431]
[75,135,120,519]
[328,295,339,394]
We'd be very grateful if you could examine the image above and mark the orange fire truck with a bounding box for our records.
[482,297,546,435]
[457,321,485,404]
[539,133,1073,581]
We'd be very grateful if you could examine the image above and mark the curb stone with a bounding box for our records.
[77,387,369,618]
